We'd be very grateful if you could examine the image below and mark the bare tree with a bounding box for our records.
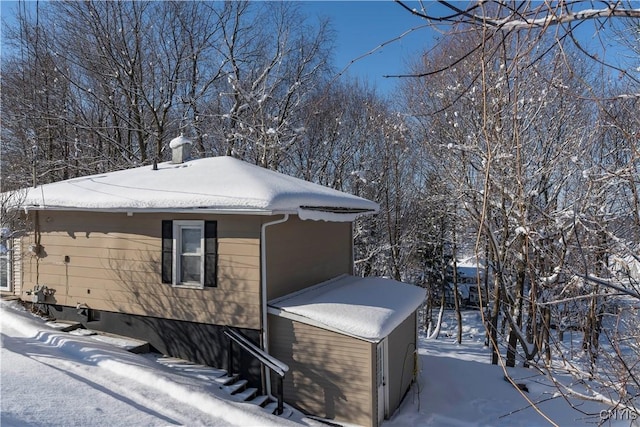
[213,1,333,169]
[402,24,599,359]
[1,2,78,187]
[394,1,640,91]
[394,0,639,419]
[1,1,335,184]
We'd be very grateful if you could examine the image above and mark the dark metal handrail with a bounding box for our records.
[223,326,288,415]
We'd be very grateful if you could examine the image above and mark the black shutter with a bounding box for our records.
[204,221,217,287]
[161,220,173,284]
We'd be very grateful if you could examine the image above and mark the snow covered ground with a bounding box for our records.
[387,311,618,427]
[0,300,315,427]
[0,301,625,426]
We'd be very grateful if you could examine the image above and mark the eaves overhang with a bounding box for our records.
[20,205,279,216]
[20,205,378,222]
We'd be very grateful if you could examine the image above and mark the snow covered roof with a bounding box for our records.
[268,275,426,342]
[455,256,484,269]
[17,156,378,221]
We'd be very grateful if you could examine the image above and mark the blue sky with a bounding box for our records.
[301,1,639,94]
[300,1,438,94]
[2,1,634,95]
[0,0,434,95]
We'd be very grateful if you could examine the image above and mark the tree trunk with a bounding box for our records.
[582,288,603,377]
[452,232,462,344]
[490,271,501,365]
[542,306,551,363]
[506,259,526,368]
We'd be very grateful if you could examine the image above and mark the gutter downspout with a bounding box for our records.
[260,213,289,397]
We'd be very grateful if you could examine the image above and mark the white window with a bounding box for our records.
[0,234,11,292]
[174,221,205,288]
[0,253,10,292]
[162,219,216,288]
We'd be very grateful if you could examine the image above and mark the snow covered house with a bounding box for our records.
[6,142,425,427]
[452,257,486,307]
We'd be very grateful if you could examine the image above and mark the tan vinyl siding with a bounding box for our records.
[265,216,352,300]
[11,238,22,295]
[269,314,375,427]
[387,311,418,413]
[12,238,22,295]
[21,211,261,328]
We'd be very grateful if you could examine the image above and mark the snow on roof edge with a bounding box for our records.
[12,156,379,222]
[17,205,377,223]
[19,206,279,215]
[267,305,376,342]
[269,274,427,341]
[297,207,375,222]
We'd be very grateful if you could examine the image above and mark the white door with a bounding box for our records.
[376,338,388,424]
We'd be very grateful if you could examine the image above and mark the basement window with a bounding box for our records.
[162,220,217,288]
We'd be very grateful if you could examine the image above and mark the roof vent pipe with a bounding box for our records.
[169,134,193,164]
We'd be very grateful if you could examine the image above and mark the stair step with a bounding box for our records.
[307,415,345,426]
[84,331,150,354]
[234,387,258,401]
[249,394,270,407]
[265,402,293,418]
[46,320,83,332]
[225,379,248,394]
[214,374,238,386]
[152,356,229,381]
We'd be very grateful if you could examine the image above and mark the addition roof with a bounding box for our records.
[18,156,378,221]
[268,274,427,342]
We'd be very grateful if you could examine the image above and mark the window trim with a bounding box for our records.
[0,234,11,292]
[173,220,205,289]
[161,220,217,288]
[0,251,11,292]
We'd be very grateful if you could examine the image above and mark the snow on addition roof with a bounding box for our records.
[268,275,426,342]
[18,156,378,220]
